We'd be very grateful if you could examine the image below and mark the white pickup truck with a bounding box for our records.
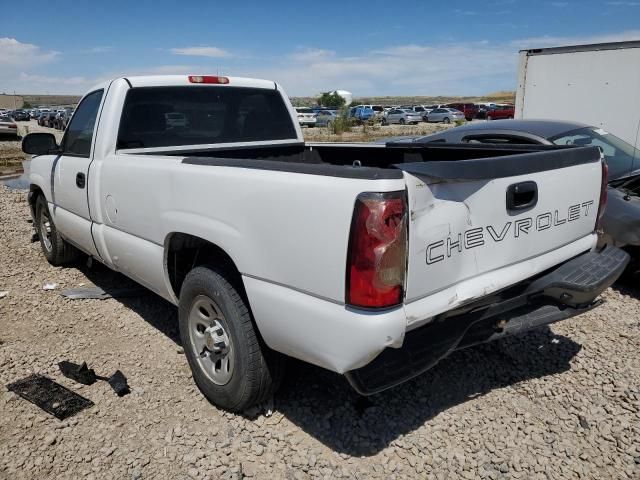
[22,75,628,411]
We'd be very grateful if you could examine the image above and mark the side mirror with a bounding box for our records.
[22,133,59,155]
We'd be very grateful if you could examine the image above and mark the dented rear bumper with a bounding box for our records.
[345,245,629,395]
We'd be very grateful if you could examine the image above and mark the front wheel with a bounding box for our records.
[35,195,79,265]
[179,266,284,412]
[443,117,451,124]
[399,118,406,125]
[382,118,388,126]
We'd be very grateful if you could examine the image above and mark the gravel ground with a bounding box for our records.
[0,180,639,478]
[302,122,453,142]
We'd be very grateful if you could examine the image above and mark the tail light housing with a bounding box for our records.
[596,160,608,230]
[346,191,408,308]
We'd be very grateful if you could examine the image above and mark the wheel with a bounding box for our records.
[382,118,388,126]
[399,118,406,125]
[487,115,493,121]
[35,195,79,266]
[443,117,451,124]
[179,266,284,412]
[326,120,333,129]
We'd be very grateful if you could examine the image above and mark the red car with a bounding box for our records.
[485,104,515,120]
[445,103,478,121]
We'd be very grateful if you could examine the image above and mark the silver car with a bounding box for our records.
[425,108,465,124]
[0,115,18,137]
[382,108,423,125]
[315,110,338,127]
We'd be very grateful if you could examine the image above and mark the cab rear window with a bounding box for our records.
[117,86,297,149]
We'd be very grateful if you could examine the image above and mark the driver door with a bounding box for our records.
[51,89,104,257]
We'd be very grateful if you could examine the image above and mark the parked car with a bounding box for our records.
[425,108,465,123]
[483,104,515,121]
[382,108,423,125]
[43,111,58,128]
[295,107,316,127]
[409,105,432,118]
[0,115,18,137]
[314,109,338,127]
[407,119,640,268]
[349,107,376,123]
[53,110,74,130]
[22,75,626,411]
[12,109,30,121]
[446,103,478,121]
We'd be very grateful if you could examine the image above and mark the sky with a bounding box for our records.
[1,0,639,97]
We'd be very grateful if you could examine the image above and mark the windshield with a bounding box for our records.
[550,127,640,179]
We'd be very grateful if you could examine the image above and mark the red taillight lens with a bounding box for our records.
[596,160,608,230]
[8,124,17,128]
[346,191,408,308]
[188,75,229,84]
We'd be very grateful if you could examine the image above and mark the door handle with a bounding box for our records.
[506,181,537,211]
[76,172,86,189]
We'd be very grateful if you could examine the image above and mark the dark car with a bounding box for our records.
[446,103,478,121]
[42,111,58,128]
[404,119,640,267]
[11,109,30,121]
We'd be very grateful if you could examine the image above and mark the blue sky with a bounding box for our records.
[1,0,639,97]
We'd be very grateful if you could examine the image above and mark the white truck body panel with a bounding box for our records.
[515,41,640,150]
[27,74,609,376]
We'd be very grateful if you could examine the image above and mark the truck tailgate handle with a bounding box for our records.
[76,172,86,189]
[506,181,537,211]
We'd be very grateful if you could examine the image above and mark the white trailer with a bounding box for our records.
[515,41,640,150]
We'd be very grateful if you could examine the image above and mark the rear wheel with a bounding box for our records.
[399,118,406,125]
[178,266,284,412]
[35,195,79,266]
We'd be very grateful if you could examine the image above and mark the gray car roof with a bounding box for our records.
[416,119,591,142]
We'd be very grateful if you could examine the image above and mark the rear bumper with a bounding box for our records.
[345,245,629,395]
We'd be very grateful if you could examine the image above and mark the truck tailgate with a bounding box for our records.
[398,146,603,303]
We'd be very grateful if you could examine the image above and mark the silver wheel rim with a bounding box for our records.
[187,295,234,385]
[39,210,52,253]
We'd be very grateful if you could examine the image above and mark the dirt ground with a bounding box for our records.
[0,132,639,479]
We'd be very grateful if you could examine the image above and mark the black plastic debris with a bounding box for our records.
[7,374,94,420]
[58,361,97,385]
[58,360,130,397]
[106,370,130,397]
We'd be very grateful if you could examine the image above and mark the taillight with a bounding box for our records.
[596,160,608,230]
[346,191,408,309]
[188,75,229,84]
[8,124,17,129]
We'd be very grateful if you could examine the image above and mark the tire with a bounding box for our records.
[178,266,284,412]
[443,117,451,124]
[326,121,333,129]
[35,195,79,266]
[399,118,406,125]
[382,118,388,126]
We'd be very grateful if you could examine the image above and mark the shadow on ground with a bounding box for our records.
[70,261,582,456]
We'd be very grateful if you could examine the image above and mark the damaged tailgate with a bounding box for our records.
[393,145,604,303]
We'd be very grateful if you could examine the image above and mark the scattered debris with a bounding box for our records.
[58,360,130,397]
[106,370,130,397]
[58,361,97,385]
[42,283,57,290]
[6,374,94,420]
[60,286,146,300]
[0,291,8,299]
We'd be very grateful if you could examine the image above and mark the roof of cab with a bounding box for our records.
[124,75,277,90]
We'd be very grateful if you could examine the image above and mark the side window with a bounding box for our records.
[62,89,104,157]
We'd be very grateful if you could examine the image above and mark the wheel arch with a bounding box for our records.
[164,232,244,302]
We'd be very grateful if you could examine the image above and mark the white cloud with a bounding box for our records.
[0,37,58,67]
[170,46,230,58]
